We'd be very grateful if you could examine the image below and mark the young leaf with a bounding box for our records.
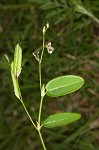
[11,62,21,99]
[42,112,81,128]
[46,75,84,97]
[13,44,22,77]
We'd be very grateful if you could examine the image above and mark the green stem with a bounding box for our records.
[39,31,45,89]
[21,100,37,130]
[39,31,45,91]
[16,79,37,130]
[39,62,42,90]
[40,32,45,62]
[37,28,47,150]
[38,130,46,150]
[38,96,44,125]
[38,30,45,124]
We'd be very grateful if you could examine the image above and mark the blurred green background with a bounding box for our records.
[0,0,99,150]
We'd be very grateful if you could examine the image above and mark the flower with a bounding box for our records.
[45,42,54,54]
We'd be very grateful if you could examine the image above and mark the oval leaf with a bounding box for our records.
[42,112,81,128]
[46,75,84,97]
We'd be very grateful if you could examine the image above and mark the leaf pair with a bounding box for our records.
[42,75,84,128]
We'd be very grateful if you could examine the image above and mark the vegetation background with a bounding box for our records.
[0,0,99,150]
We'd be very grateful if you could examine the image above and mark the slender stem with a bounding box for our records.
[38,130,46,150]
[21,100,37,130]
[37,28,47,150]
[38,30,45,124]
[40,32,45,62]
[39,31,45,91]
[39,62,42,90]
[16,79,37,130]
[38,96,44,125]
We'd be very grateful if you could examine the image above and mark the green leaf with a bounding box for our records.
[11,62,21,99]
[46,75,84,97]
[13,44,22,77]
[42,112,81,128]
